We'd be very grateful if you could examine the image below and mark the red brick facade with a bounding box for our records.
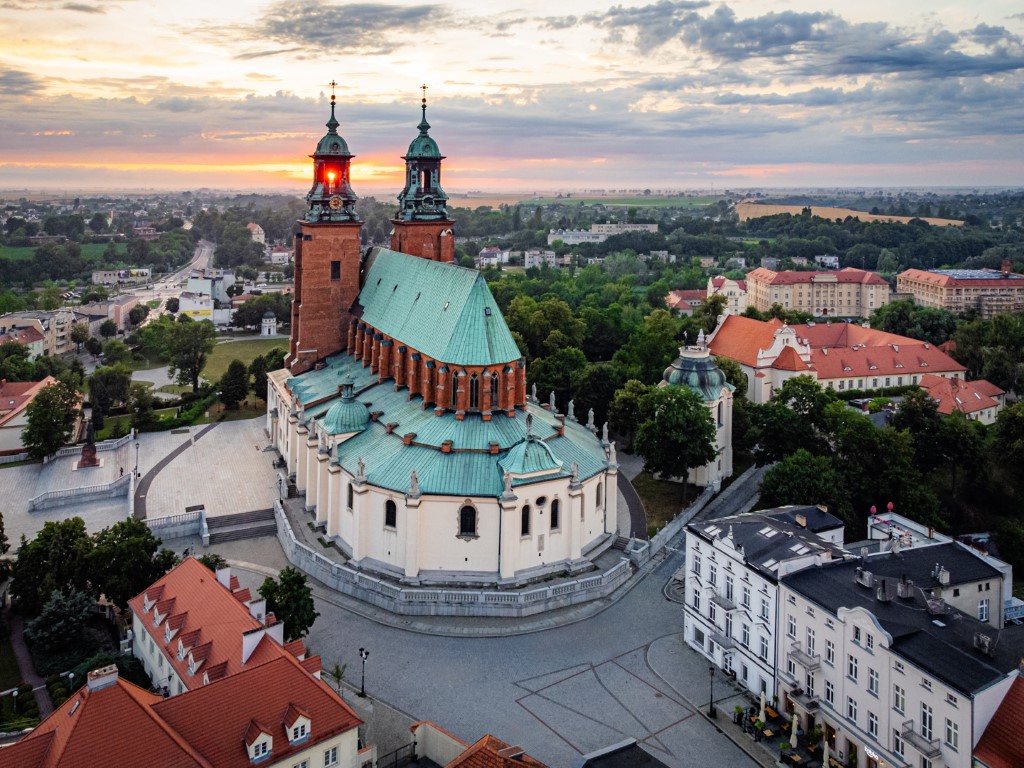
[287,220,363,374]
[348,318,526,419]
[390,219,455,263]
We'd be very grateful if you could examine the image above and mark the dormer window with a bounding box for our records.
[253,741,270,761]
[292,723,307,741]
[285,707,312,745]
[177,639,184,660]
[188,655,196,675]
[165,624,172,643]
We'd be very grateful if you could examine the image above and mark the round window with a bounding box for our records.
[536,496,547,506]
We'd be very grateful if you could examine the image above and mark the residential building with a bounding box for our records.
[268,96,617,590]
[746,267,890,318]
[780,542,1024,768]
[267,244,293,265]
[896,264,1024,318]
[576,738,674,767]
[666,289,706,316]
[725,257,747,270]
[524,249,558,269]
[476,246,509,267]
[247,222,266,244]
[918,373,1005,424]
[128,558,322,697]
[0,309,81,357]
[761,257,781,271]
[0,325,45,360]
[683,506,849,698]
[0,376,79,455]
[78,294,139,332]
[708,276,748,314]
[814,255,840,269]
[547,222,658,246]
[590,223,659,235]
[411,721,549,767]
[708,315,965,404]
[187,268,236,305]
[974,676,1024,768]
[0,657,365,768]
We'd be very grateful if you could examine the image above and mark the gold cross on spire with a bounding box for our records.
[421,83,428,106]
[329,79,338,103]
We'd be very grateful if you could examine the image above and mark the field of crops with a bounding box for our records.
[520,195,716,208]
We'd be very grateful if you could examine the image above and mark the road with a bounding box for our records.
[131,240,213,315]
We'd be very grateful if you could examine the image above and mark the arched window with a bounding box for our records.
[451,372,459,409]
[717,401,723,427]
[347,484,354,510]
[596,481,603,508]
[521,505,531,536]
[459,505,477,537]
[384,499,397,528]
[551,499,560,530]
[490,372,500,406]
[469,373,480,410]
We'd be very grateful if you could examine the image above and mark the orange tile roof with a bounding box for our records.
[772,345,809,372]
[128,557,315,692]
[0,376,58,427]
[899,268,1024,288]
[973,379,1005,398]
[708,315,782,367]
[748,266,888,286]
[447,735,548,768]
[0,675,210,768]
[919,374,1001,416]
[710,276,746,291]
[974,676,1024,768]
[666,289,706,309]
[154,654,362,768]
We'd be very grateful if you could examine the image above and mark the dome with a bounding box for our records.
[313,98,352,157]
[321,379,369,435]
[406,132,441,159]
[663,346,729,402]
[262,310,276,319]
[498,436,563,477]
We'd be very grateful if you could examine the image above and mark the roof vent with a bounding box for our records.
[855,567,874,588]
[926,597,947,615]
[897,577,915,599]
[876,579,892,603]
[497,746,526,761]
[795,513,807,528]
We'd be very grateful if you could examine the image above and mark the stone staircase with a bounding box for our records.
[611,535,632,551]
[207,508,277,544]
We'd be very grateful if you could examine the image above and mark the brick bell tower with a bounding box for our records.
[390,86,455,263]
[287,85,363,374]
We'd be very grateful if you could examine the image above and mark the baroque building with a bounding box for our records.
[267,93,617,587]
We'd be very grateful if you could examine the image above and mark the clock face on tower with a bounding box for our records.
[329,195,343,210]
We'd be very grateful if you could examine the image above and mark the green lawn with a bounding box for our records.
[520,195,716,208]
[201,339,287,383]
[0,242,127,263]
[631,471,700,536]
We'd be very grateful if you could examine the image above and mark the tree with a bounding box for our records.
[128,304,149,326]
[127,381,157,430]
[250,355,270,402]
[99,319,118,338]
[70,322,89,351]
[165,297,179,314]
[633,386,717,500]
[0,341,34,381]
[84,336,103,356]
[88,365,131,430]
[198,553,227,571]
[165,316,217,392]
[22,380,79,459]
[12,517,94,615]
[88,518,178,610]
[24,587,94,654]
[325,662,347,696]
[759,450,849,520]
[219,359,250,409]
[608,379,652,445]
[258,566,319,642]
[715,355,747,399]
[101,338,132,365]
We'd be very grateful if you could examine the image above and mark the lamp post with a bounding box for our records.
[358,647,369,697]
[12,688,17,715]
[135,441,140,478]
[708,666,716,718]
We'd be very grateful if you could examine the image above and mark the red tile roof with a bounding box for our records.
[708,315,784,366]
[0,326,45,346]
[973,379,1005,398]
[447,735,548,768]
[899,268,1024,288]
[710,276,747,291]
[0,655,361,768]
[772,345,809,372]
[128,557,315,692]
[0,376,60,428]
[974,676,1024,768]
[748,266,888,286]
[919,374,1001,416]
[666,289,706,309]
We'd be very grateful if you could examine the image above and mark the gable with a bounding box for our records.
[357,248,522,366]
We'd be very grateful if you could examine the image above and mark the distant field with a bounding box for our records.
[0,242,128,262]
[736,202,964,227]
[520,195,716,208]
[201,338,287,382]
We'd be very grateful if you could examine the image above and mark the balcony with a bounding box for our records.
[711,593,736,611]
[902,721,942,760]
[789,688,820,713]
[788,642,821,671]
[709,631,736,650]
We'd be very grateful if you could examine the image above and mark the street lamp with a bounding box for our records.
[358,647,370,697]
[12,688,17,715]
[708,666,717,718]
[135,441,140,479]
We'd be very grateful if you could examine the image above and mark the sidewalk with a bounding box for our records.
[7,613,54,718]
[646,633,777,768]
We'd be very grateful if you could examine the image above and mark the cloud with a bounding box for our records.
[0,67,43,95]
[62,2,104,12]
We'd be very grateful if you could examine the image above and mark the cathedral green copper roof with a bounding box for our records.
[358,248,522,367]
[321,378,369,435]
[499,437,563,476]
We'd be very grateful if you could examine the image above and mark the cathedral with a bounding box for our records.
[266,91,617,587]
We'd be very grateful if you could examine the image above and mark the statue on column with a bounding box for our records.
[409,470,420,496]
[567,400,576,421]
[79,417,99,469]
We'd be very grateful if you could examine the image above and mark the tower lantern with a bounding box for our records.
[306,82,358,223]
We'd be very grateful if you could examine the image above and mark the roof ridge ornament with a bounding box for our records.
[326,79,340,133]
[418,83,431,134]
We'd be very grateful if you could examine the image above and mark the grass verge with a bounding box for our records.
[201,339,287,383]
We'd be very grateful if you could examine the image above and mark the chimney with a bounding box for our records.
[216,566,232,589]
[1002,258,1011,276]
[87,664,119,691]
[247,598,267,624]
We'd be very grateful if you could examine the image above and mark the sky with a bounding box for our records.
[1,0,1023,194]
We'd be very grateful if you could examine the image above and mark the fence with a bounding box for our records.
[274,501,634,618]
[27,472,132,512]
[0,453,28,465]
[47,431,134,462]
[145,510,205,540]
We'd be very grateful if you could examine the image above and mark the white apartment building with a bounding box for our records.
[524,249,558,269]
[780,542,1024,768]
[683,507,848,698]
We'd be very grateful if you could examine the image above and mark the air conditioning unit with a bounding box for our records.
[926,598,947,616]
[855,568,874,588]
[876,581,892,603]
[974,633,994,657]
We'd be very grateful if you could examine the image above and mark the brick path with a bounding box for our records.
[7,612,54,718]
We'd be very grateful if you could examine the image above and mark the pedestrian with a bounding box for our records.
[120,466,124,477]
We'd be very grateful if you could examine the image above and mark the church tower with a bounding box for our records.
[390,87,455,263]
[287,87,364,374]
